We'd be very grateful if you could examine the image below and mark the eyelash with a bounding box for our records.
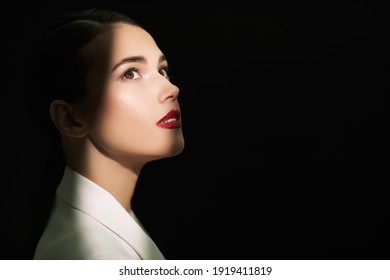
[121,67,170,80]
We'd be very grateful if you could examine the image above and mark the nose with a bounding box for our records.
[158,79,180,103]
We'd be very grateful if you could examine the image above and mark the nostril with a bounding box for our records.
[160,85,179,103]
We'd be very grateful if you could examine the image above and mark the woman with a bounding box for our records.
[30,8,185,260]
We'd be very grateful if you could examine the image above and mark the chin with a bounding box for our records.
[158,139,185,159]
[168,140,185,157]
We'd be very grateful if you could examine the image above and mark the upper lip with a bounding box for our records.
[157,109,181,124]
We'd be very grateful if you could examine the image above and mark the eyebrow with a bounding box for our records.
[111,54,167,72]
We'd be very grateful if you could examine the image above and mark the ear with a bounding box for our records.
[50,100,88,138]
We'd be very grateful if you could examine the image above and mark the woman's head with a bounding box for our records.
[29,8,184,170]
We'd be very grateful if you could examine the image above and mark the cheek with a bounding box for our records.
[99,94,140,133]
[89,92,154,151]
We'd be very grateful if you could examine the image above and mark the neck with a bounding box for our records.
[64,138,144,213]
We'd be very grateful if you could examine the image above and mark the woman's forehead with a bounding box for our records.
[110,23,158,50]
[80,23,162,67]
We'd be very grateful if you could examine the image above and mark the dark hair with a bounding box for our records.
[27,8,140,138]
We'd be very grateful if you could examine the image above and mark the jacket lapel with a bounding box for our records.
[56,166,165,260]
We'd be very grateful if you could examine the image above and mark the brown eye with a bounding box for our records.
[159,67,170,79]
[122,68,141,80]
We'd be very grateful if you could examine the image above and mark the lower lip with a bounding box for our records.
[157,120,182,129]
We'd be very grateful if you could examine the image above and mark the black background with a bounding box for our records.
[1,2,389,260]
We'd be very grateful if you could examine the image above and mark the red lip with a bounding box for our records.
[156,109,181,129]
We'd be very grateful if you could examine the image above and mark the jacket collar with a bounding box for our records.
[56,166,165,260]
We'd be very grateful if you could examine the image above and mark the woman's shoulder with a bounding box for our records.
[33,199,141,260]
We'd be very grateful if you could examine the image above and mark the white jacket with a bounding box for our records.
[33,166,165,260]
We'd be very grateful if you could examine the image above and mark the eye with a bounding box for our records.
[121,68,141,80]
[159,67,170,79]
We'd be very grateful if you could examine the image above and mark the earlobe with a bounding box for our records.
[50,100,88,138]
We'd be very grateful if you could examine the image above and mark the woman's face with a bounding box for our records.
[75,23,184,165]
